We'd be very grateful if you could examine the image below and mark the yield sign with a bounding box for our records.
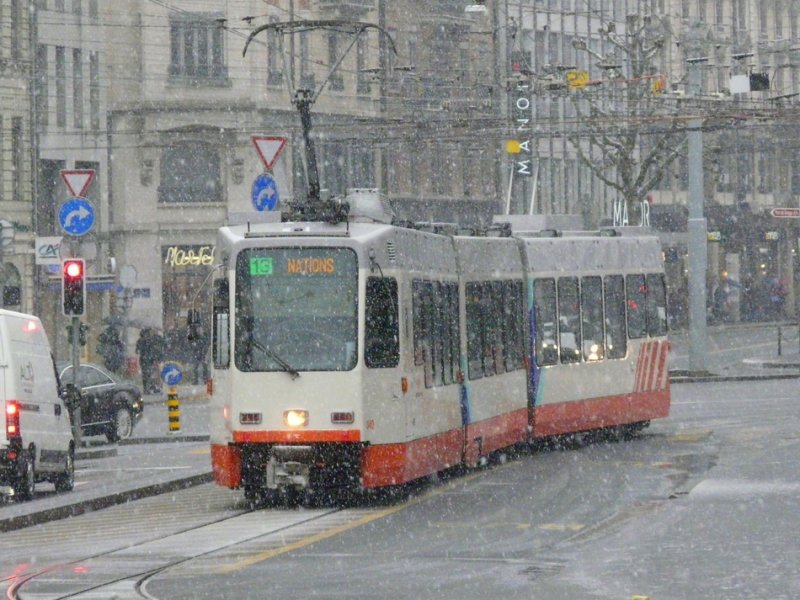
[60,169,96,197]
[252,136,287,170]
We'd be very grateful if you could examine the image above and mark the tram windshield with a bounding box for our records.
[234,247,358,372]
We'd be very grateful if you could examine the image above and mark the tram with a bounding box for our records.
[207,192,670,503]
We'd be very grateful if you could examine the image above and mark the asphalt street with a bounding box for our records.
[1,322,797,532]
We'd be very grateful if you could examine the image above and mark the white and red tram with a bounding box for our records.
[208,205,669,502]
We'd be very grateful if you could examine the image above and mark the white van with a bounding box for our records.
[0,309,74,500]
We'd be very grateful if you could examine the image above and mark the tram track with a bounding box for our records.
[6,502,351,600]
[2,477,398,600]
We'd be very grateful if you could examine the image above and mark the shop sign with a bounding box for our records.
[164,245,215,268]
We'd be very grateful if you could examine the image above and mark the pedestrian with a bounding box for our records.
[136,328,165,394]
[189,323,210,385]
[97,325,125,373]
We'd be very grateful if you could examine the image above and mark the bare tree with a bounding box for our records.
[569,14,685,224]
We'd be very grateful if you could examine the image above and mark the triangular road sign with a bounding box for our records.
[252,136,287,170]
[61,169,96,197]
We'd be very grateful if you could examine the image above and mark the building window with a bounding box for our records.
[356,35,370,95]
[36,46,49,128]
[89,51,100,132]
[56,46,66,127]
[73,48,83,129]
[158,142,222,204]
[169,15,227,84]
[72,0,81,15]
[328,32,344,91]
[267,16,282,86]
[11,0,21,61]
[299,30,314,89]
[12,118,24,202]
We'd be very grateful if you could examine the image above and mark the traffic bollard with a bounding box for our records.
[167,386,181,433]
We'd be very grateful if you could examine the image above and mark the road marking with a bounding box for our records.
[670,429,712,442]
[540,523,585,532]
[216,470,488,574]
[80,466,193,472]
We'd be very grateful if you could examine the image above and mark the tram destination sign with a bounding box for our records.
[770,207,800,218]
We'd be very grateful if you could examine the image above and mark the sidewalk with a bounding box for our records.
[669,321,800,382]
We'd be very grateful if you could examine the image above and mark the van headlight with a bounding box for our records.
[284,410,308,428]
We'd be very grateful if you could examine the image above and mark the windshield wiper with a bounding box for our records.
[251,339,300,380]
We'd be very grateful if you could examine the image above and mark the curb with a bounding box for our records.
[670,371,800,384]
[0,472,213,533]
[119,435,210,445]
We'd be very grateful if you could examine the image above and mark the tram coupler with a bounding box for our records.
[265,445,312,490]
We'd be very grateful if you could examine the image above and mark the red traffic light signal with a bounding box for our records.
[62,258,86,316]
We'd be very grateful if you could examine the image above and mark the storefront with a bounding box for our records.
[161,243,215,366]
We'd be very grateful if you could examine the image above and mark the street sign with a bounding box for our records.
[251,173,280,211]
[252,136,287,170]
[59,198,95,236]
[60,169,96,197]
[770,207,800,218]
[161,363,183,386]
[566,70,590,89]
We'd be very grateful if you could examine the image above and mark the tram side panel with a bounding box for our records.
[524,236,671,438]
[453,237,531,466]
[361,230,464,487]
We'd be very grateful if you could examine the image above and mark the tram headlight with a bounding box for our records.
[284,409,309,428]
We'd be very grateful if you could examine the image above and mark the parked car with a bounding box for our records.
[56,362,144,442]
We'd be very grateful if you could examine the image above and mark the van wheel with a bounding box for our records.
[106,407,133,443]
[15,455,36,501]
[54,447,75,493]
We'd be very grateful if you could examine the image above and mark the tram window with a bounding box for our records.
[431,282,445,387]
[581,276,604,361]
[489,281,504,375]
[604,275,627,359]
[444,283,459,384]
[212,279,230,369]
[646,273,668,336]
[413,280,435,387]
[503,280,524,371]
[533,279,558,367]
[365,277,399,368]
[412,281,425,366]
[557,277,582,363]
[466,282,485,379]
[625,274,647,339]
[439,282,458,385]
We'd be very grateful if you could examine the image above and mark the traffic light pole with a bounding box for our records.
[70,315,82,445]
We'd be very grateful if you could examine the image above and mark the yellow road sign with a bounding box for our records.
[566,70,590,89]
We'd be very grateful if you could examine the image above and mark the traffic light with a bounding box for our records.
[62,258,86,316]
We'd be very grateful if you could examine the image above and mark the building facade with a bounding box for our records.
[0,0,34,315]
[8,0,800,363]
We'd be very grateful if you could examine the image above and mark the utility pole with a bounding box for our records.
[686,55,709,373]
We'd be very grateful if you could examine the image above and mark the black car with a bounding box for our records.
[57,362,144,442]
